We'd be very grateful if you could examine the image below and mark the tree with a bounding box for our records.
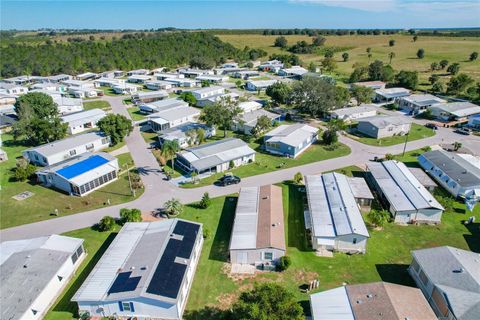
[395,70,419,89]
[349,65,368,83]
[13,158,37,181]
[308,61,317,72]
[312,36,326,46]
[388,52,395,64]
[413,35,418,42]
[368,209,389,228]
[323,49,334,58]
[276,256,292,271]
[453,141,462,151]
[200,96,242,137]
[446,73,474,95]
[429,74,439,85]
[432,81,444,93]
[119,208,142,223]
[447,62,460,75]
[13,92,67,145]
[185,129,197,146]
[439,59,449,69]
[342,52,349,62]
[164,198,183,216]
[200,80,211,87]
[251,115,273,138]
[366,47,372,54]
[196,127,206,144]
[368,60,394,82]
[469,51,478,61]
[294,172,303,184]
[289,77,347,118]
[97,114,133,146]
[266,82,291,105]
[189,56,214,69]
[179,92,197,106]
[98,216,115,232]
[322,129,338,145]
[351,85,374,104]
[321,57,337,73]
[274,36,288,48]
[199,192,211,209]
[161,140,180,171]
[231,284,303,320]
[388,39,395,47]
[416,49,425,59]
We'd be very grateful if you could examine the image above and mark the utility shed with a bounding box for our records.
[366,160,444,224]
[72,219,203,320]
[409,246,480,320]
[310,282,436,320]
[1,235,85,320]
[229,185,286,267]
[304,173,370,254]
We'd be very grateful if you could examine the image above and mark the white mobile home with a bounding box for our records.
[127,75,151,84]
[61,109,107,135]
[36,152,119,196]
[1,235,85,320]
[374,87,410,103]
[158,122,216,148]
[428,102,480,122]
[139,98,189,114]
[131,90,168,104]
[264,124,318,158]
[112,84,138,95]
[357,115,411,138]
[304,173,370,254]
[127,69,149,76]
[23,131,110,166]
[195,74,228,84]
[147,106,200,132]
[398,94,445,115]
[72,219,203,320]
[366,160,444,224]
[232,109,281,135]
[330,104,377,121]
[0,82,28,95]
[145,80,173,91]
[246,79,277,91]
[53,96,84,115]
[229,185,286,267]
[190,86,225,100]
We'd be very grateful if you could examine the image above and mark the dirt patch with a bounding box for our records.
[141,211,163,222]
[293,269,319,284]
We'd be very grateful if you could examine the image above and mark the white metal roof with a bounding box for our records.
[310,286,354,320]
[61,109,106,127]
[430,102,480,118]
[266,124,318,147]
[229,187,259,250]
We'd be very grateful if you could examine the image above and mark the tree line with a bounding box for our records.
[0,32,262,77]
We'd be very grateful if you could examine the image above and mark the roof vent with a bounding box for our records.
[356,300,362,304]
[263,196,269,200]
[23,264,28,268]
[272,223,277,227]
[130,266,135,270]
[453,268,464,273]
[141,266,148,270]
[366,294,373,298]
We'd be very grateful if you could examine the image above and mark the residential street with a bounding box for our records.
[1,96,479,241]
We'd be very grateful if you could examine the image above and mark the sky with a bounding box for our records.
[1,0,479,30]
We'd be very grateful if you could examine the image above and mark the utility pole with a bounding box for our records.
[402,131,410,157]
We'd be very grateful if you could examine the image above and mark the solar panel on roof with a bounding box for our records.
[108,272,141,294]
[56,155,109,179]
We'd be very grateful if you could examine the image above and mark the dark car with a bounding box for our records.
[425,123,438,130]
[454,128,471,135]
[217,175,241,186]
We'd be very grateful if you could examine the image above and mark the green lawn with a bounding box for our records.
[0,133,143,229]
[82,100,111,111]
[44,226,120,320]
[350,123,435,146]
[140,130,158,144]
[127,106,147,121]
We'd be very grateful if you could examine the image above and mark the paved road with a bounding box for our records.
[1,97,479,241]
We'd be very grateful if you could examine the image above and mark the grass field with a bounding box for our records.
[0,133,143,229]
[217,33,480,87]
[349,123,436,146]
[127,106,147,121]
[82,100,112,111]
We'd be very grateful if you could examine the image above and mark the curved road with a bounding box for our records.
[1,96,479,241]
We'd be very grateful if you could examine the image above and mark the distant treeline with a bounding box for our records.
[0,32,266,77]
[417,29,480,37]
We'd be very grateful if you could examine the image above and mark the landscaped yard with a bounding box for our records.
[82,100,112,111]
[127,106,147,121]
[348,123,435,146]
[0,133,143,229]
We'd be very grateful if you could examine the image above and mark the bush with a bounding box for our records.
[13,158,37,181]
[384,153,395,160]
[322,129,338,145]
[294,172,303,185]
[203,227,211,239]
[119,208,142,223]
[276,256,292,271]
[98,216,116,231]
[199,192,211,209]
[229,160,235,169]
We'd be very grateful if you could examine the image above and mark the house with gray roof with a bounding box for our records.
[418,150,480,198]
[429,102,480,122]
[0,82,29,95]
[366,160,444,224]
[47,74,72,83]
[229,185,286,267]
[246,79,277,91]
[147,105,200,132]
[53,95,84,115]
[357,115,411,138]
[232,108,281,135]
[36,152,119,196]
[398,94,445,115]
[144,80,173,91]
[310,282,436,320]
[304,173,371,254]
[409,246,480,320]
[176,138,255,174]
[139,98,189,114]
[330,104,377,122]
[23,131,110,166]
[61,109,107,135]
[72,219,203,320]
[131,90,168,104]
[195,74,228,84]
[374,87,410,103]
[1,235,85,320]
[126,69,149,76]
[158,122,216,148]
[264,124,318,158]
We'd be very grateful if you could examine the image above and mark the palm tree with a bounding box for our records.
[160,140,180,171]
[164,198,183,216]
[388,52,396,65]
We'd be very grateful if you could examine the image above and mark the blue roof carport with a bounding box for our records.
[56,155,109,179]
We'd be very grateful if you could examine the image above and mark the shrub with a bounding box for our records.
[119,208,142,223]
[294,172,303,185]
[203,227,211,239]
[199,192,211,209]
[322,129,338,145]
[384,153,395,160]
[98,216,116,231]
[229,160,235,169]
[276,256,292,271]
[13,158,37,181]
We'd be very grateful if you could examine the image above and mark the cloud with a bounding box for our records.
[291,0,398,12]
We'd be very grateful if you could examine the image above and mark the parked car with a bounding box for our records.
[454,128,471,135]
[425,123,438,130]
[216,174,241,186]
